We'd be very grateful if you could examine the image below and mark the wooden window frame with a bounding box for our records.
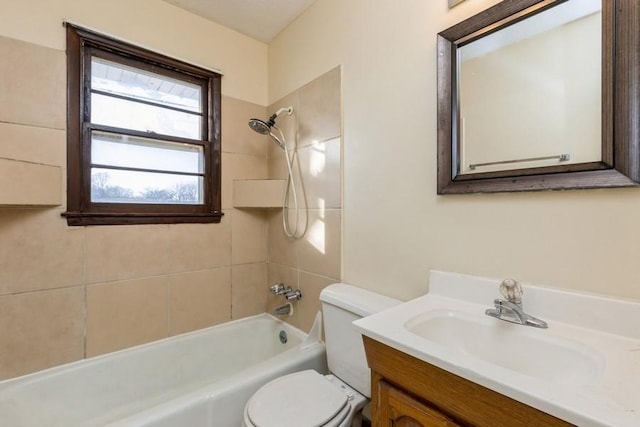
[63,24,222,226]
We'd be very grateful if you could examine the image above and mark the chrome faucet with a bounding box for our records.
[485,279,548,329]
[270,283,291,295]
[284,289,302,301]
[270,282,302,317]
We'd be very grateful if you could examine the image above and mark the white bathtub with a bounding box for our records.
[0,314,327,427]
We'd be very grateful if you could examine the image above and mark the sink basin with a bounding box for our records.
[354,271,640,426]
[405,309,604,385]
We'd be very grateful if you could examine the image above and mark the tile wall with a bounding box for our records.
[264,67,342,332]
[0,35,270,379]
[0,35,341,379]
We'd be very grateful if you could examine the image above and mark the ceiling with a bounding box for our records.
[161,0,318,43]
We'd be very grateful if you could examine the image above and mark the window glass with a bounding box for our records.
[91,168,203,204]
[91,57,202,112]
[91,93,202,139]
[91,132,204,174]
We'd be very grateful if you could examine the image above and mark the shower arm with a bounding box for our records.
[273,106,293,119]
[266,107,294,128]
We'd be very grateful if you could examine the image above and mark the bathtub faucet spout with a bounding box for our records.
[273,303,293,317]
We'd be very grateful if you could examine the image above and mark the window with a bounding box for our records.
[64,24,222,225]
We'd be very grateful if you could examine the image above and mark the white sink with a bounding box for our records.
[405,309,604,385]
[353,271,640,427]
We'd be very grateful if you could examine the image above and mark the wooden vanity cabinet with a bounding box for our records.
[377,378,460,426]
[363,336,574,427]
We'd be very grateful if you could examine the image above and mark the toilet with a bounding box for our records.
[243,283,400,427]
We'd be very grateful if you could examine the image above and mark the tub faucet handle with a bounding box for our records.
[270,283,291,295]
[285,289,302,301]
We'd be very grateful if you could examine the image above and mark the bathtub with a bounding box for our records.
[0,313,327,427]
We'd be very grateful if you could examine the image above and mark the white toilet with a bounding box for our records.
[243,283,400,427]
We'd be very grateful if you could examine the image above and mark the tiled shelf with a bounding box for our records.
[0,157,61,206]
[233,179,285,208]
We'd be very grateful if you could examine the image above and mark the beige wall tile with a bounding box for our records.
[222,96,268,157]
[297,272,335,332]
[0,36,65,129]
[168,217,232,273]
[267,210,298,268]
[267,92,298,152]
[86,276,168,357]
[267,152,311,244]
[298,67,341,147]
[222,153,269,209]
[266,68,343,335]
[268,145,288,180]
[231,208,267,264]
[0,287,84,380]
[268,150,307,213]
[267,263,299,318]
[298,138,341,209]
[169,268,231,335]
[232,263,267,319]
[299,209,341,280]
[86,225,170,283]
[0,209,84,296]
[0,122,66,166]
[282,190,309,238]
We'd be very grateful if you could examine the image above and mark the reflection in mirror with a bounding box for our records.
[437,0,640,194]
[458,0,601,174]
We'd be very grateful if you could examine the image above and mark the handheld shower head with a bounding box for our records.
[248,118,272,135]
[247,106,304,238]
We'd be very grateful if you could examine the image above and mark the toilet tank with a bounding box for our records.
[319,283,400,398]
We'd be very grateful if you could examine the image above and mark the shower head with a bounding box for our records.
[248,106,293,136]
[248,118,272,135]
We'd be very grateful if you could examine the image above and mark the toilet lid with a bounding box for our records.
[247,370,348,427]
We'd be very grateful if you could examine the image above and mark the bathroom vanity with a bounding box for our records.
[363,336,570,426]
[353,271,640,427]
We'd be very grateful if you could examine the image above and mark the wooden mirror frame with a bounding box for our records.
[437,0,640,194]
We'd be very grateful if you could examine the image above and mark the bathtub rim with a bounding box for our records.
[0,313,311,387]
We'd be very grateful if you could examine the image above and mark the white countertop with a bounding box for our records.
[353,271,640,427]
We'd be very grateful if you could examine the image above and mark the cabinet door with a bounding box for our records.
[377,381,460,427]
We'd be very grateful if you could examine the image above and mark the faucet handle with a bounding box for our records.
[499,278,522,304]
[270,283,287,295]
[284,289,302,301]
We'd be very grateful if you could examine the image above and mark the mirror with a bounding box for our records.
[437,0,640,194]
[458,0,601,175]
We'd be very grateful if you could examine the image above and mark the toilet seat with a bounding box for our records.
[245,370,352,427]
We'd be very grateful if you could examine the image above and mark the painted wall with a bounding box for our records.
[0,0,268,105]
[0,0,271,379]
[269,0,640,302]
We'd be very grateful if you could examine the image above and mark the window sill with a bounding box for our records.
[62,211,224,226]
